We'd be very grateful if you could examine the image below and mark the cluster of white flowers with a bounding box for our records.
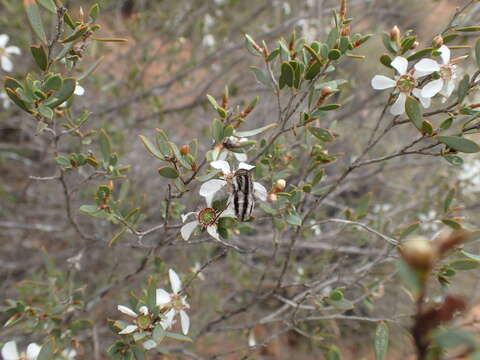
[116,269,190,350]
[418,210,440,232]
[0,34,21,73]
[180,160,267,242]
[372,45,458,115]
[1,341,76,360]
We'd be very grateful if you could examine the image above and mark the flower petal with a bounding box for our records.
[199,179,227,206]
[169,268,182,294]
[207,225,221,241]
[414,58,439,74]
[180,310,190,335]
[74,85,85,96]
[233,152,248,162]
[390,56,408,75]
[253,182,267,201]
[390,93,406,115]
[119,324,138,334]
[139,306,149,315]
[6,46,20,56]
[2,341,19,360]
[421,79,444,98]
[117,305,138,317]
[238,162,255,171]
[1,56,13,72]
[143,340,157,350]
[181,221,198,241]
[156,288,172,306]
[160,308,176,330]
[439,45,451,64]
[0,34,9,48]
[412,89,431,108]
[440,79,455,99]
[211,160,231,175]
[181,212,197,223]
[219,206,236,218]
[26,343,41,360]
[371,75,396,90]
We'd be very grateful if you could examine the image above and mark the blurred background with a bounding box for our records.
[2,0,480,359]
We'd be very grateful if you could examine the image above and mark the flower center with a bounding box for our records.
[197,208,218,226]
[171,294,188,311]
[136,314,152,330]
[439,64,453,80]
[396,74,416,93]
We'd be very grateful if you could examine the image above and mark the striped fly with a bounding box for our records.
[231,168,255,221]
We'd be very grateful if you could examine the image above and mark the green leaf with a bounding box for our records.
[37,339,55,360]
[5,88,32,113]
[131,344,146,360]
[31,44,49,71]
[327,346,342,360]
[454,26,480,32]
[380,54,392,68]
[304,44,322,64]
[38,104,54,119]
[234,123,277,137]
[374,322,389,360]
[444,187,456,213]
[317,104,341,111]
[153,324,166,342]
[24,0,47,43]
[328,49,341,60]
[37,0,56,13]
[439,117,453,131]
[286,214,302,226]
[355,192,372,219]
[99,129,112,162]
[461,250,480,262]
[250,66,272,89]
[457,74,470,103]
[212,118,224,143]
[382,33,397,54]
[476,38,480,68]
[443,154,463,166]
[405,96,423,130]
[61,24,90,43]
[437,136,480,153]
[89,3,100,21]
[407,48,434,61]
[139,135,165,160]
[308,127,335,142]
[397,260,421,296]
[245,34,262,56]
[305,61,322,80]
[328,298,354,310]
[434,328,476,349]
[280,62,295,88]
[449,259,480,270]
[164,331,193,342]
[158,166,179,179]
[44,77,76,108]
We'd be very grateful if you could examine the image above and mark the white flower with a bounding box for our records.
[199,160,267,206]
[0,91,10,109]
[202,34,216,48]
[142,340,157,350]
[117,304,149,334]
[415,45,457,103]
[1,341,41,360]
[418,210,439,232]
[57,349,77,360]
[156,269,191,335]
[180,196,236,242]
[74,85,85,96]
[0,34,21,73]
[371,56,431,115]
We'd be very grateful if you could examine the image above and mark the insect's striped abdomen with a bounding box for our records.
[233,169,255,221]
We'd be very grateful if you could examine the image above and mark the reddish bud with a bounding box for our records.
[180,145,190,155]
[390,26,400,42]
[432,35,444,48]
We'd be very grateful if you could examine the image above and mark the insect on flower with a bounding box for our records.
[231,168,255,222]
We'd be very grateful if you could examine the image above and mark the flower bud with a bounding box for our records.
[432,35,444,48]
[340,25,351,36]
[267,193,278,203]
[180,145,190,155]
[275,179,286,191]
[321,87,333,97]
[390,26,400,42]
[412,41,419,50]
[399,238,437,272]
